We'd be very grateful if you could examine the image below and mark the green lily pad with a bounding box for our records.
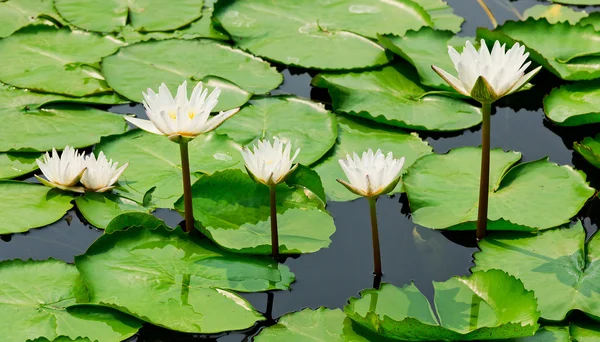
[101,39,282,111]
[214,0,461,70]
[312,116,433,202]
[574,135,600,169]
[75,192,151,229]
[579,12,600,31]
[254,307,381,341]
[0,26,123,97]
[551,0,600,4]
[544,80,600,126]
[54,0,203,33]
[313,64,482,131]
[0,0,65,38]
[0,181,74,234]
[96,129,244,208]
[0,152,41,179]
[0,259,142,342]
[378,28,473,90]
[216,96,338,165]
[523,4,588,24]
[477,18,600,81]
[285,165,327,204]
[403,147,594,231]
[174,169,334,254]
[105,211,170,234]
[417,0,464,32]
[345,270,539,341]
[75,221,294,333]
[473,222,600,321]
[30,337,91,342]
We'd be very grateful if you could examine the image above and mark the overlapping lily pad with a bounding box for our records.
[473,222,600,321]
[477,18,600,81]
[312,116,433,202]
[345,270,539,341]
[0,26,123,96]
[76,192,152,229]
[313,64,481,131]
[403,147,594,231]
[97,129,244,208]
[0,181,74,234]
[54,0,203,33]
[75,220,294,333]
[254,308,379,341]
[216,96,337,165]
[0,259,142,342]
[574,135,600,169]
[551,0,600,4]
[0,0,65,38]
[102,39,282,111]
[378,28,473,90]
[214,0,462,70]
[0,152,41,179]
[174,169,334,254]
[544,80,600,126]
[523,4,588,24]
[0,85,128,152]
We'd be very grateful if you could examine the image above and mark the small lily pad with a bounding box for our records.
[174,169,335,254]
[345,270,539,340]
[0,0,65,38]
[102,39,282,111]
[523,4,588,24]
[312,116,433,202]
[544,80,600,126]
[75,192,152,229]
[403,147,594,231]
[313,64,482,131]
[0,259,142,342]
[473,222,600,321]
[0,152,41,179]
[574,135,600,169]
[75,220,294,333]
[217,96,338,165]
[0,26,123,97]
[0,181,74,234]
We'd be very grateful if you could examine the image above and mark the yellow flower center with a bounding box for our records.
[188,111,196,119]
[168,111,177,120]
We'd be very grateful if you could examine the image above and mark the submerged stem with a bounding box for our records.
[269,185,279,259]
[368,197,382,277]
[476,0,498,28]
[476,102,492,241]
[180,142,194,233]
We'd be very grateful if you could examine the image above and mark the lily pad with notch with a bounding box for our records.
[0,0,65,38]
[574,134,600,169]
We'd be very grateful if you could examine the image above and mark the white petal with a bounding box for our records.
[432,65,469,96]
[124,116,165,135]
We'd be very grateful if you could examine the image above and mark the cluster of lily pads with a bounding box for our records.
[2,0,600,341]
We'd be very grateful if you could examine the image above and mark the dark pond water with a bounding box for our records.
[3,0,600,340]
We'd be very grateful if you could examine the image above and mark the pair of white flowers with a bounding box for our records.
[36,146,128,193]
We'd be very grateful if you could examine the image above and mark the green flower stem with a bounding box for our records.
[368,196,382,277]
[476,102,492,241]
[179,141,194,233]
[269,185,279,259]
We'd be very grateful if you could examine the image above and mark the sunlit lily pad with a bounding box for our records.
[544,80,600,126]
[0,181,74,234]
[102,39,282,111]
[31,337,91,342]
[0,152,41,179]
[312,116,432,202]
[345,270,539,341]
[378,28,473,90]
[551,0,600,4]
[254,308,379,341]
[0,26,123,96]
[174,169,334,254]
[0,0,65,38]
[478,18,600,81]
[0,259,142,342]
[473,222,600,321]
[403,147,594,231]
[54,0,203,33]
[313,64,482,131]
[75,220,294,333]
[96,129,244,208]
[217,96,337,165]
[523,4,587,24]
[76,192,152,229]
[214,0,462,70]
[574,135,600,169]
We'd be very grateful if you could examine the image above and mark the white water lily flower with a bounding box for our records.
[125,81,240,143]
[35,146,86,193]
[337,149,405,198]
[81,151,129,193]
[241,137,300,186]
[432,39,542,103]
